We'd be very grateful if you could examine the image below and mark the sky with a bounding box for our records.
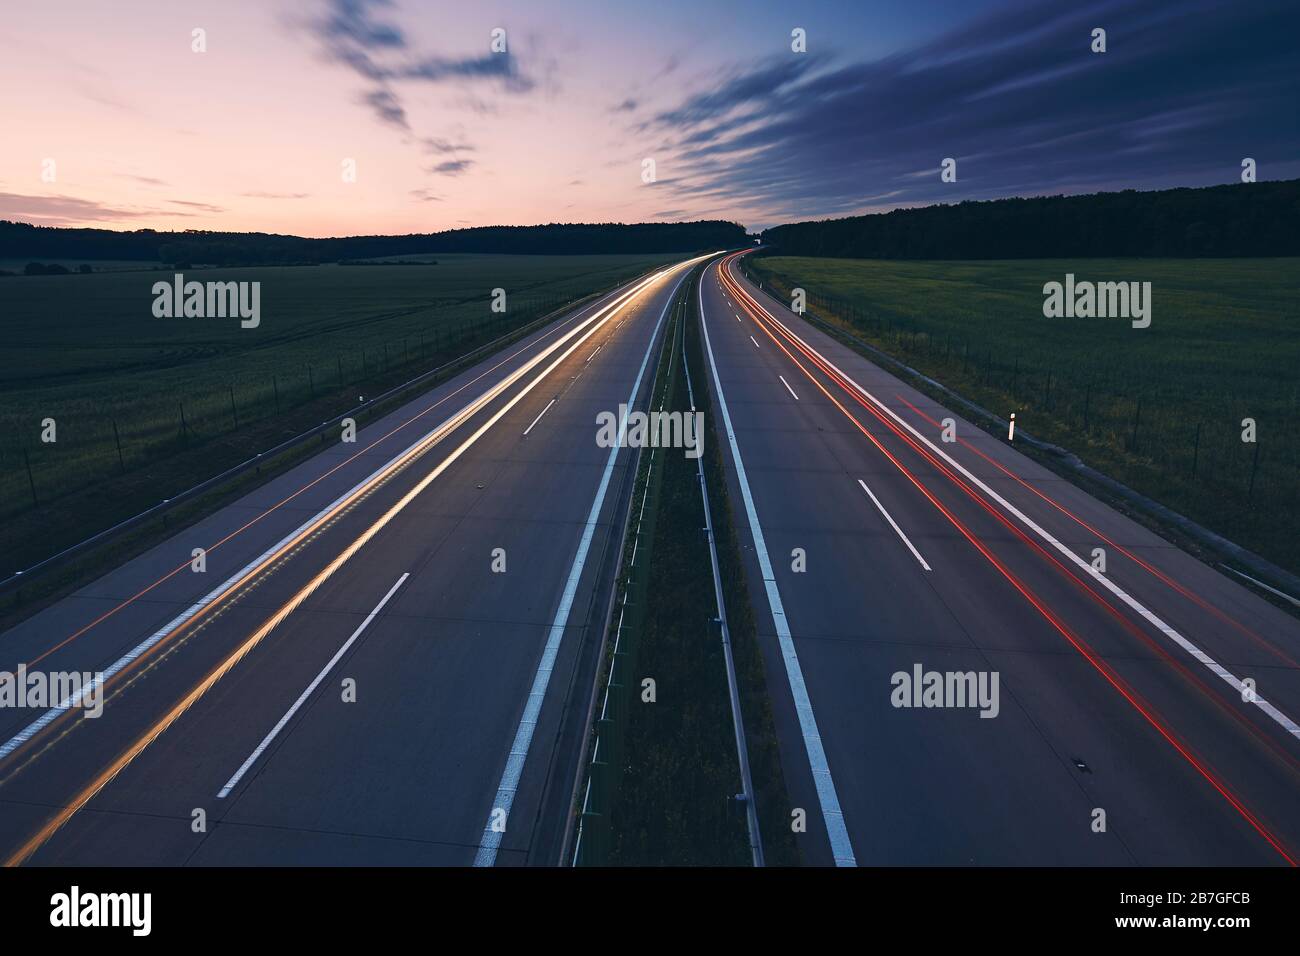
[1,0,1296,236]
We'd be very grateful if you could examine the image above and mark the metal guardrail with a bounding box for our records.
[681,283,764,866]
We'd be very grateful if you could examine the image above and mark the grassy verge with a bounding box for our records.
[576,265,799,866]
[747,255,1300,578]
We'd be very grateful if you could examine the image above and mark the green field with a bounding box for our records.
[747,256,1300,576]
[0,253,678,576]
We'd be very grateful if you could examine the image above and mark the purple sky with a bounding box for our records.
[2,0,1295,236]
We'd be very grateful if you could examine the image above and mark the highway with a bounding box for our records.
[4,247,1297,869]
[698,251,1300,866]
[0,255,706,866]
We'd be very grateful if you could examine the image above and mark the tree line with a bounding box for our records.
[759,180,1300,259]
[0,220,749,267]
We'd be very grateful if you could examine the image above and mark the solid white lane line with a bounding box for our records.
[523,398,557,436]
[750,335,760,348]
[857,479,931,572]
[700,267,857,867]
[216,573,410,798]
[0,268,671,765]
[732,262,1300,742]
[472,259,705,867]
[586,344,602,363]
[779,375,799,401]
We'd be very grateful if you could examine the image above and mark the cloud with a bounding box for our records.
[306,0,535,132]
[409,188,442,202]
[427,160,473,176]
[119,174,170,187]
[421,137,475,154]
[241,191,311,199]
[0,192,195,227]
[646,0,1300,228]
[167,199,226,213]
[360,86,408,130]
[611,97,638,113]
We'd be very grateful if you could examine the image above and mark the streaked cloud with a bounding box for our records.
[428,159,474,176]
[306,0,535,133]
[646,0,1300,228]
[0,192,192,227]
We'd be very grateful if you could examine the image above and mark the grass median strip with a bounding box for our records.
[575,264,799,866]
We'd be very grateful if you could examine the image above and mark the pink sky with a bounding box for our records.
[0,0,822,235]
[12,0,1248,238]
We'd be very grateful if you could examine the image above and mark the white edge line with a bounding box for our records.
[216,572,410,798]
[857,479,931,572]
[701,264,857,866]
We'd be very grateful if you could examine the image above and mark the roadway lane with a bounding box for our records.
[700,252,1300,865]
[0,255,705,866]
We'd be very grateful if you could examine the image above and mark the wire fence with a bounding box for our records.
[1,295,566,518]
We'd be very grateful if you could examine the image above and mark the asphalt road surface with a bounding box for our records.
[699,251,1300,866]
[0,255,706,866]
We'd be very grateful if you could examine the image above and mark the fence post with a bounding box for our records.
[1131,397,1142,452]
[273,375,281,414]
[112,419,126,474]
[308,365,315,398]
[24,449,38,507]
[229,385,239,430]
[1191,422,1201,478]
[1248,440,1261,501]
